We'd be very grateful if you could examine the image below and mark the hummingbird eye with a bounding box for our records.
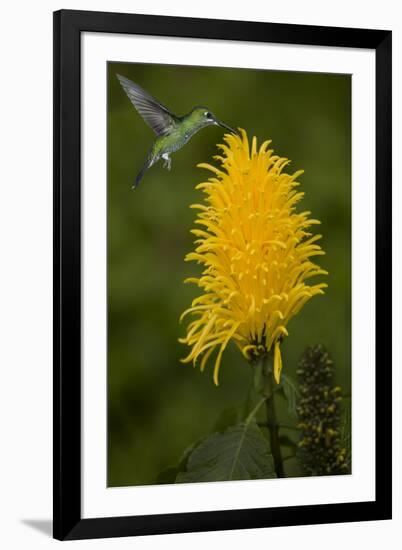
[205,111,213,119]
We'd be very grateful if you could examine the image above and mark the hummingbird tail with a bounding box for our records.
[133,158,153,189]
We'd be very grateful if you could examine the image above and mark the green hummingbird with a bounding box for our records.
[116,74,237,189]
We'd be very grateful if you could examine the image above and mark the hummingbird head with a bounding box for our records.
[189,107,237,135]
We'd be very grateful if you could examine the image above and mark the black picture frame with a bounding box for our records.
[53,9,392,541]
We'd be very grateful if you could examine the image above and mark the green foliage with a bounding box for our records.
[296,345,350,476]
[157,348,351,484]
[280,373,299,418]
[176,421,276,483]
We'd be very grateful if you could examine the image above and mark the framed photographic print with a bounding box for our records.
[53,9,392,540]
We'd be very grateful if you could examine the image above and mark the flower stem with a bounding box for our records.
[263,353,285,478]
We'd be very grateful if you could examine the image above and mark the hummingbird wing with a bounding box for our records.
[116,74,177,136]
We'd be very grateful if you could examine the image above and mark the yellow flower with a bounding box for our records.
[180,130,327,386]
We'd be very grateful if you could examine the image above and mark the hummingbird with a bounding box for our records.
[116,74,237,189]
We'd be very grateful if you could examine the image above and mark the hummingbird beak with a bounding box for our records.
[215,119,238,135]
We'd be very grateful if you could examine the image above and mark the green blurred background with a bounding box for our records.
[107,62,351,486]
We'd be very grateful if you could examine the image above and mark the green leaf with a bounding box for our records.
[176,421,276,483]
[281,373,299,417]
